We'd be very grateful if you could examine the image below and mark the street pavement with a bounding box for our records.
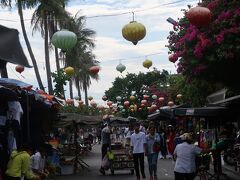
[56,144,240,180]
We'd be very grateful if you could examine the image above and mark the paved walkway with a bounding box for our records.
[56,144,240,180]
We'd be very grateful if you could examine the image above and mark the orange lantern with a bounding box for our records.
[89,66,100,74]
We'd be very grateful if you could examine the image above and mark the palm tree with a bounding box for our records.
[63,14,97,103]
[0,0,45,90]
[31,0,68,95]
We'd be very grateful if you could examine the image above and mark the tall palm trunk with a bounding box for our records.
[76,78,81,100]
[83,75,88,106]
[44,12,53,95]
[17,0,44,90]
[69,79,73,99]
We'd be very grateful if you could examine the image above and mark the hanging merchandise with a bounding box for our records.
[89,66,100,74]
[122,12,146,45]
[187,6,212,27]
[51,29,77,51]
[64,66,74,76]
[116,63,126,73]
[143,59,152,69]
[15,65,24,74]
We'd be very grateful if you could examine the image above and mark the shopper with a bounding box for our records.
[99,122,111,175]
[146,126,160,180]
[5,144,39,180]
[131,122,146,180]
[173,133,202,180]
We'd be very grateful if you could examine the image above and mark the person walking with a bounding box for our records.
[146,126,160,180]
[99,123,111,175]
[173,133,202,180]
[131,122,146,180]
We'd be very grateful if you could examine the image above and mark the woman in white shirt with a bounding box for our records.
[173,133,202,180]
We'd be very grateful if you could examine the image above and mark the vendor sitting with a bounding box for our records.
[30,147,49,179]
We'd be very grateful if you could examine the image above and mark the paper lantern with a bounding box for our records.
[177,94,182,99]
[78,100,84,105]
[141,100,147,105]
[102,95,108,101]
[122,21,146,45]
[116,96,122,101]
[66,99,74,105]
[51,29,77,51]
[88,96,93,101]
[15,65,24,74]
[151,104,157,110]
[107,101,113,106]
[143,59,152,69]
[152,95,157,100]
[169,54,177,63]
[124,101,130,106]
[118,105,124,110]
[90,101,97,107]
[168,101,174,107]
[159,97,165,102]
[187,6,212,27]
[143,95,149,100]
[64,66,74,76]
[121,109,126,113]
[130,105,135,109]
[116,63,126,73]
[89,66,100,74]
[130,95,136,101]
[74,96,80,100]
[141,104,145,107]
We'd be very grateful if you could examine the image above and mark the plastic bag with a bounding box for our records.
[101,155,110,170]
[153,142,161,153]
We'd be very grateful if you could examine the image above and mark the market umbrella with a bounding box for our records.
[0,25,31,67]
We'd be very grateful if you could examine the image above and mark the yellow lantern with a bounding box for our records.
[130,95,136,101]
[122,14,146,45]
[64,66,74,76]
[143,59,152,69]
[88,96,93,101]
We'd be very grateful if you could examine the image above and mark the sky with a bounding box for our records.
[0,0,197,104]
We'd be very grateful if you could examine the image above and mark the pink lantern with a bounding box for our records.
[141,99,147,105]
[66,99,74,105]
[107,101,113,106]
[151,104,157,110]
[159,97,165,102]
[90,101,97,107]
[97,105,104,111]
[124,101,130,107]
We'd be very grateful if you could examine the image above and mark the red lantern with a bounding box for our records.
[141,99,147,105]
[143,95,149,100]
[187,6,212,27]
[124,101,130,107]
[107,101,113,106]
[169,54,177,63]
[15,65,24,74]
[89,66,100,74]
[102,95,108,101]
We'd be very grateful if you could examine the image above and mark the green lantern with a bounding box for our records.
[116,63,126,73]
[51,29,77,51]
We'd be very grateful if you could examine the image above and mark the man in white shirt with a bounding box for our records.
[131,122,146,180]
[173,133,202,180]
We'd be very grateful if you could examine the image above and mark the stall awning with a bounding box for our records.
[174,106,228,117]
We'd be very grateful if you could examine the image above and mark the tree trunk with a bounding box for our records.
[55,47,60,71]
[76,79,81,100]
[83,76,88,106]
[17,0,44,90]
[0,61,8,78]
[69,78,73,99]
[44,12,53,95]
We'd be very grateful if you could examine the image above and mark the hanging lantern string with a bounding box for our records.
[0,0,194,22]
[102,52,163,64]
